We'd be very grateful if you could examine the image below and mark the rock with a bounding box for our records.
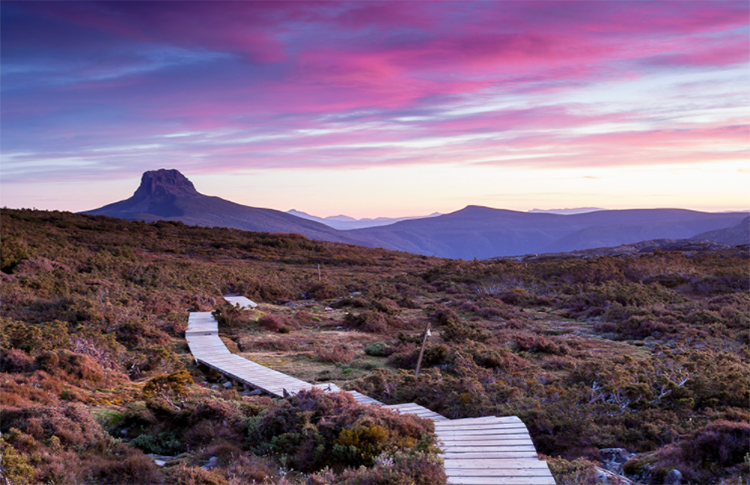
[284,301,297,307]
[201,456,218,470]
[665,469,682,485]
[595,466,638,485]
[244,389,262,396]
[148,454,176,467]
[599,448,635,474]
[222,381,233,389]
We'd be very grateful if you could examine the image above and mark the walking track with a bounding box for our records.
[187,303,554,485]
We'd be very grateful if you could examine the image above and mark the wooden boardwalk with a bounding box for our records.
[186,307,554,485]
[187,312,340,396]
[223,295,257,308]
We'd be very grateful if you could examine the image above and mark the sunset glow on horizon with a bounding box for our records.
[1,1,748,218]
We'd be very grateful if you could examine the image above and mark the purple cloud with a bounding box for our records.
[1,0,747,190]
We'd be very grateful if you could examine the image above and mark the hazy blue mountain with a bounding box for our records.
[287,209,442,230]
[83,169,367,245]
[528,207,604,215]
[83,171,748,259]
[348,206,748,259]
[691,217,749,246]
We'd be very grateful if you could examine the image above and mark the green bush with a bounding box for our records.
[131,431,185,456]
[364,342,394,357]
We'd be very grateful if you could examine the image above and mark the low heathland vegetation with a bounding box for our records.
[1,208,748,484]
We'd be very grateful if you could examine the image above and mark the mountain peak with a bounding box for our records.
[134,169,199,199]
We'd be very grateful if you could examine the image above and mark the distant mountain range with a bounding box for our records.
[82,169,366,246]
[350,205,748,259]
[287,209,442,230]
[528,207,603,215]
[84,169,749,259]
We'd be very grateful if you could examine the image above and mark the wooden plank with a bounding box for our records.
[444,469,552,477]
[448,475,555,485]
[437,431,533,438]
[223,295,258,308]
[441,440,535,447]
[444,459,550,470]
[435,423,529,432]
[443,453,540,460]
[436,417,521,425]
[443,447,538,453]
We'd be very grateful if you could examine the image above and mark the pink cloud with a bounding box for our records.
[3,1,748,187]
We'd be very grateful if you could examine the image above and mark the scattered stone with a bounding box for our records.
[222,381,233,389]
[599,448,635,474]
[284,301,297,307]
[643,337,658,349]
[595,466,638,485]
[244,389,263,396]
[665,469,682,485]
[148,454,176,467]
[200,456,218,470]
[325,307,333,311]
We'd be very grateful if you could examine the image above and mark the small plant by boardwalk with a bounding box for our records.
[186,301,555,485]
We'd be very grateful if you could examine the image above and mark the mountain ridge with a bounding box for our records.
[287,209,442,230]
[83,170,748,259]
[83,169,368,246]
[348,206,748,259]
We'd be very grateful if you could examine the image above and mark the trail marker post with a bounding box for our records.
[415,321,431,378]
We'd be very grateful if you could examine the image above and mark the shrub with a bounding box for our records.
[344,311,389,333]
[142,369,193,406]
[131,431,185,455]
[249,389,439,474]
[83,442,163,484]
[682,420,750,470]
[371,298,401,315]
[544,456,600,485]
[315,345,355,364]
[0,348,33,373]
[333,423,390,466]
[0,438,36,485]
[389,344,451,370]
[257,314,293,332]
[365,342,395,357]
[164,463,229,485]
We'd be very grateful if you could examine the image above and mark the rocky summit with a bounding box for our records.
[133,169,201,199]
[83,169,366,245]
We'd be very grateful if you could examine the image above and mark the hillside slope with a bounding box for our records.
[692,216,750,246]
[83,169,367,246]
[349,206,747,258]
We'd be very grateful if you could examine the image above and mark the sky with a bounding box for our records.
[1,1,748,218]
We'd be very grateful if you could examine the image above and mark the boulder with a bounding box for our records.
[599,448,636,475]
[665,469,682,485]
[595,466,638,485]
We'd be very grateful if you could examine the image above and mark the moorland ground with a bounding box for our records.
[1,208,748,484]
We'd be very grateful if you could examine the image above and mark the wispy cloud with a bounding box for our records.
[1,1,747,212]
